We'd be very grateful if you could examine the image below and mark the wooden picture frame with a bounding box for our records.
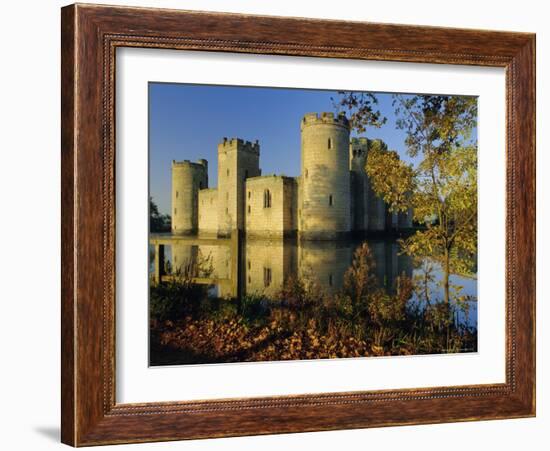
[61,3,535,446]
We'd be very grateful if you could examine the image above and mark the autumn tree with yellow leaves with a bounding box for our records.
[336,93,478,305]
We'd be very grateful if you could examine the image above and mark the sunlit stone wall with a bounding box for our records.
[198,188,218,236]
[245,175,297,238]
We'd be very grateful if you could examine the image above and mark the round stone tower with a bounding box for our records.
[299,112,351,239]
[171,159,208,235]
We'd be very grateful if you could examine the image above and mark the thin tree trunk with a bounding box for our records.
[443,248,450,304]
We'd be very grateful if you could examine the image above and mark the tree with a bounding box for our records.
[365,145,415,213]
[150,197,171,232]
[332,91,386,133]
[336,93,477,304]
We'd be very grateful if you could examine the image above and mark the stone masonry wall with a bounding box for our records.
[198,188,218,235]
[245,175,296,238]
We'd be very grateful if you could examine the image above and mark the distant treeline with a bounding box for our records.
[150,197,171,233]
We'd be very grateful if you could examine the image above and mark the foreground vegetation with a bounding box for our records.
[149,243,476,366]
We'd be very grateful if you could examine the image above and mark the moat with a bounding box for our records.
[150,234,477,365]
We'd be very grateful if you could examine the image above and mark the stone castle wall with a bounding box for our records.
[198,188,218,235]
[349,137,370,233]
[245,175,297,238]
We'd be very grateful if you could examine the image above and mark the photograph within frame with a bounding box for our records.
[147,83,478,367]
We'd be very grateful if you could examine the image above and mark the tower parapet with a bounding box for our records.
[171,159,208,170]
[301,112,349,129]
[171,159,208,235]
[218,138,260,155]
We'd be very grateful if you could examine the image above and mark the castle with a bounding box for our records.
[171,112,412,240]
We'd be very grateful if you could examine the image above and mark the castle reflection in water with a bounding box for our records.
[152,236,413,299]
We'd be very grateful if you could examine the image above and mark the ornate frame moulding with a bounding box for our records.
[61,3,535,446]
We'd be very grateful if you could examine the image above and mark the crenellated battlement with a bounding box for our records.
[218,137,260,155]
[246,173,294,183]
[350,138,370,160]
[301,112,349,129]
[172,159,208,170]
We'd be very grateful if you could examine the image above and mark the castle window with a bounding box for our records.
[263,189,272,208]
[329,195,333,206]
[227,169,230,177]
[328,138,332,149]
[248,191,251,199]
[263,267,272,287]
[329,274,333,286]
[248,260,251,270]
[176,191,179,198]
[305,169,308,178]
[248,205,251,214]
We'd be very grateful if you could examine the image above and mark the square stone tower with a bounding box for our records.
[217,138,261,237]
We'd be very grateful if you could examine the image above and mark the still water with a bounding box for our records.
[150,236,477,328]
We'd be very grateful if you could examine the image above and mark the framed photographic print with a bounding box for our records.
[61,3,536,446]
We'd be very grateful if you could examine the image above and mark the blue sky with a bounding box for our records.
[149,83,415,215]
